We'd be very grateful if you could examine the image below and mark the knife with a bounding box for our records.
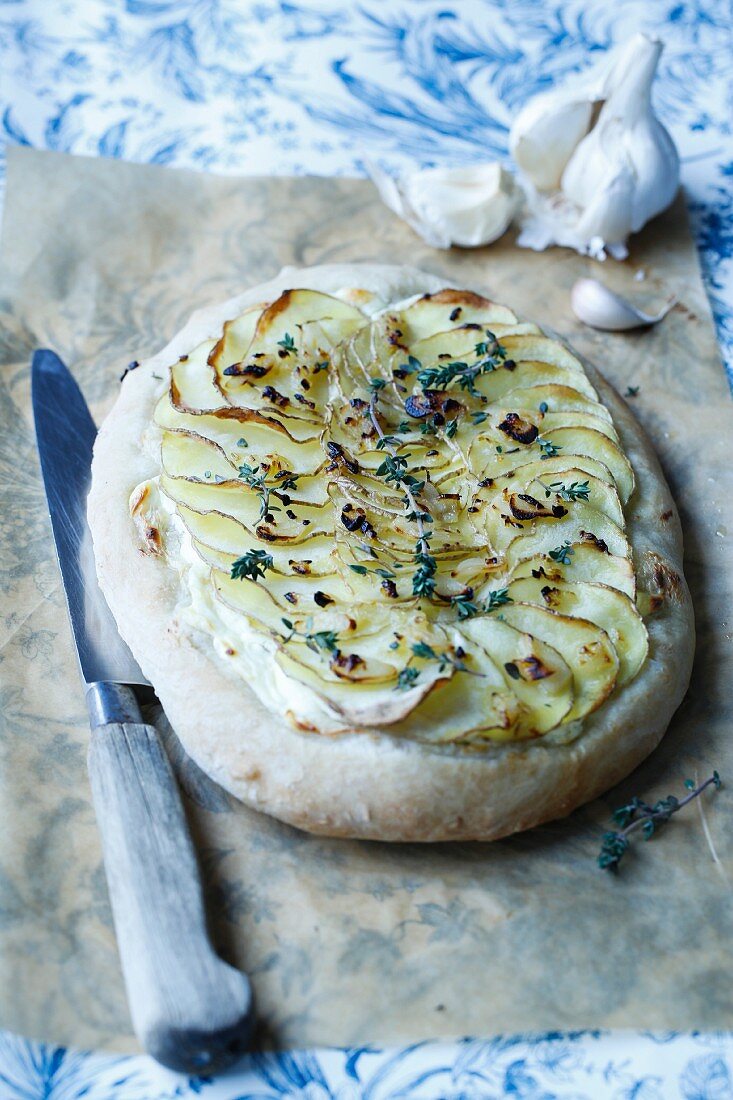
[32,349,254,1074]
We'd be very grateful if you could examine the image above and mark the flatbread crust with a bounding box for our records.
[88,263,694,842]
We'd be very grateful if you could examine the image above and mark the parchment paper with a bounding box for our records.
[1,146,732,1054]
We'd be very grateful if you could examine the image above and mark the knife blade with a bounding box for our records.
[32,349,148,687]
[32,350,254,1073]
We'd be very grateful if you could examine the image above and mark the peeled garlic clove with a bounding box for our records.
[570,277,675,331]
[366,161,519,249]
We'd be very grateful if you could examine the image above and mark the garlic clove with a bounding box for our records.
[366,161,449,245]
[366,161,519,249]
[573,166,636,254]
[510,97,594,192]
[509,42,623,194]
[570,277,676,331]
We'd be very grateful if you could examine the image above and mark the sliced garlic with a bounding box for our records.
[510,33,680,260]
[366,161,519,249]
[570,277,675,331]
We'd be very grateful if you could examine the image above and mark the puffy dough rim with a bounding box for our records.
[88,262,694,842]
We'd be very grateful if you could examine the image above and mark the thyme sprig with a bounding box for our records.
[541,480,590,502]
[348,563,396,580]
[411,640,474,673]
[368,389,437,599]
[281,616,339,654]
[238,462,300,521]
[537,437,562,459]
[485,587,513,612]
[450,588,513,619]
[598,773,722,872]
[230,549,274,582]
[395,641,483,690]
[450,593,480,619]
[416,332,506,396]
[549,542,574,565]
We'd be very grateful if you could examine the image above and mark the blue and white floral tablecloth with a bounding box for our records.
[3,1030,733,1100]
[1,2,732,1096]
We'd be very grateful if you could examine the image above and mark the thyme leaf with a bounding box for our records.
[398,355,422,375]
[537,437,562,459]
[348,562,396,581]
[549,541,574,565]
[396,667,420,690]
[484,588,512,612]
[277,332,296,355]
[450,593,480,619]
[450,588,512,618]
[230,549,274,582]
[280,616,340,655]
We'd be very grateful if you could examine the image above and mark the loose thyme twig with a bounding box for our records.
[598,772,722,872]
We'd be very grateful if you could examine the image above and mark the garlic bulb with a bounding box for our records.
[366,161,519,249]
[570,277,676,331]
[510,34,680,260]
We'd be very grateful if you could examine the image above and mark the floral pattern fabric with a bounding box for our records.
[1,0,732,382]
[1,1028,733,1099]
[1,0,732,1095]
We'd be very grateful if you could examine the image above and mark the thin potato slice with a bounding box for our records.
[410,321,543,364]
[458,616,574,733]
[499,383,613,423]
[508,544,635,599]
[169,339,223,411]
[174,503,338,576]
[398,290,517,341]
[499,603,619,721]
[161,473,332,537]
[480,494,626,556]
[471,455,617,495]
[473,362,599,403]
[209,305,264,379]
[506,576,648,684]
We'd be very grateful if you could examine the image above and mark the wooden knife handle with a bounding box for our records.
[87,711,254,1073]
